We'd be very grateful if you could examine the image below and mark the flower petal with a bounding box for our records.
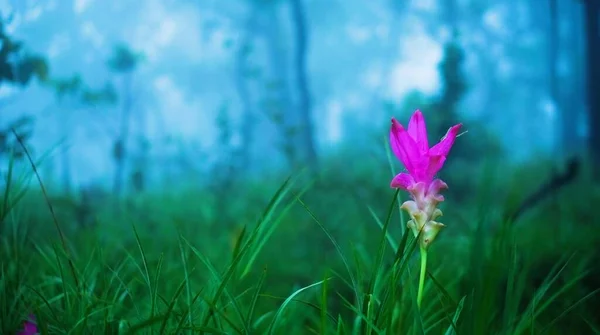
[429,123,462,157]
[390,173,414,190]
[390,118,420,174]
[18,320,38,335]
[431,208,443,220]
[400,200,419,215]
[425,155,447,182]
[407,110,429,153]
[428,179,448,195]
[421,221,445,249]
[426,179,448,204]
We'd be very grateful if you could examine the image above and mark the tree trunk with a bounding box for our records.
[262,4,297,168]
[443,0,457,34]
[583,0,600,177]
[57,98,72,195]
[548,0,560,154]
[290,0,318,171]
[113,73,133,196]
[61,141,72,194]
[561,0,583,157]
[235,10,258,171]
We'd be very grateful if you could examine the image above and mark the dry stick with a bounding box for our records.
[11,129,80,288]
[509,157,580,223]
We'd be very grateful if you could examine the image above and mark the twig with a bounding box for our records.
[509,157,580,223]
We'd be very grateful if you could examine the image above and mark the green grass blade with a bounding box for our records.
[540,288,600,334]
[242,175,314,278]
[246,266,268,327]
[158,278,187,334]
[130,223,154,320]
[295,196,362,314]
[182,236,249,332]
[443,296,465,335]
[267,278,330,335]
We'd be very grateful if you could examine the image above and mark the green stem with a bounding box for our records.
[417,246,428,310]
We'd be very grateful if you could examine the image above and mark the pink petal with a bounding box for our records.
[425,155,447,182]
[18,315,37,335]
[407,110,429,153]
[390,118,420,174]
[407,181,428,205]
[429,123,462,158]
[18,323,38,335]
[427,179,448,196]
[390,173,414,190]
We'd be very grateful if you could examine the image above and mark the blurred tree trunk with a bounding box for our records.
[235,8,258,171]
[583,0,600,177]
[56,97,72,195]
[442,0,457,33]
[561,0,584,156]
[262,4,298,167]
[131,111,148,194]
[113,73,133,196]
[548,0,560,154]
[108,45,141,197]
[60,131,72,195]
[290,0,318,171]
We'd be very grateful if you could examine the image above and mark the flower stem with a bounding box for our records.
[417,245,428,310]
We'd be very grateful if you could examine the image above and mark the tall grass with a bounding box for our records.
[1,149,599,334]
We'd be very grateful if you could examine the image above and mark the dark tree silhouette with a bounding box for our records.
[107,44,143,196]
[560,0,583,156]
[583,0,600,178]
[0,19,48,160]
[290,0,318,170]
[548,0,561,154]
[234,6,259,172]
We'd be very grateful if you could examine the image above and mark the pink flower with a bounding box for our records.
[17,315,38,335]
[389,109,461,191]
[389,110,462,249]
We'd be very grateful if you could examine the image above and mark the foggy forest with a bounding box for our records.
[1,0,600,334]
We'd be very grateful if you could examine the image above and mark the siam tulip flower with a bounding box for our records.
[17,314,38,335]
[390,109,462,249]
[389,109,462,310]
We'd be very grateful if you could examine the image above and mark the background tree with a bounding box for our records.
[583,0,600,178]
[560,0,586,157]
[47,75,117,194]
[106,44,143,196]
[233,4,260,172]
[548,0,560,155]
[0,18,48,161]
[290,0,318,171]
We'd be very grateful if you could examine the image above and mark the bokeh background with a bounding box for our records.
[1,0,599,334]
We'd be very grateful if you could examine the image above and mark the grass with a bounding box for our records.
[1,147,600,334]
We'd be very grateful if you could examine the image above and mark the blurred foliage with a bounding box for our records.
[0,21,48,86]
[0,18,49,160]
[51,75,83,98]
[81,82,118,105]
[107,44,144,73]
[48,75,118,105]
[0,20,116,164]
